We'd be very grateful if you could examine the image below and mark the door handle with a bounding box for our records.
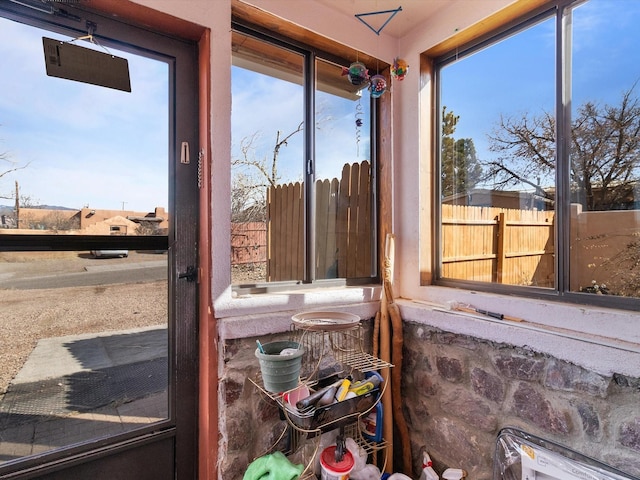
[178,265,198,282]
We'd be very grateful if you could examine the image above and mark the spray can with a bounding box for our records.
[419,451,439,480]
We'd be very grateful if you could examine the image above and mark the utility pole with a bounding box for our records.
[14,181,19,228]
[121,201,127,211]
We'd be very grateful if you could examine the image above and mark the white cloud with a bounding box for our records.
[0,17,168,211]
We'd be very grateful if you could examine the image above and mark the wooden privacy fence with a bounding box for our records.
[231,222,267,265]
[267,161,372,281]
[441,204,555,287]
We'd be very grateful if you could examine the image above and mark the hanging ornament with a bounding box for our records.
[391,57,409,81]
[342,61,369,86]
[369,74,387,98]
[355,99,364,157]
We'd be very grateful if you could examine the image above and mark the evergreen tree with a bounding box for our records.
[441,107,483,198]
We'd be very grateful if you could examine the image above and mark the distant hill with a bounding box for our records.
[0,204,76,211]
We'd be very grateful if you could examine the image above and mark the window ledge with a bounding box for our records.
[397,290,640,378]
[216,284,381,340]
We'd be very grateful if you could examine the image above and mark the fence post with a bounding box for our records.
[496,212,506,283]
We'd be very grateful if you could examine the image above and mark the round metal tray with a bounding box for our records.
[291,311,360,331]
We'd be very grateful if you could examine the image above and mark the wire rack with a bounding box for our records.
[248,321,393,475]
[294,324,393,385]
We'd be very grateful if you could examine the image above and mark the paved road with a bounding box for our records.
[0,257,167,290]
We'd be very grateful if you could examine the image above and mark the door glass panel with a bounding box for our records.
[0,17,169,462]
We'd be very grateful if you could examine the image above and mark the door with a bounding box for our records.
[0,2,198,478]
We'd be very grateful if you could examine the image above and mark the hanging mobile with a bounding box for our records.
[355,99,364,157]
[369,74,387,98]
[342,61,369,87]
[391,57,409,81]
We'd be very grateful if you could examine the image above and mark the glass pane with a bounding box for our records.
[569,0,640,298]
[0,17,169,462]
[315,58,372,280]
[231,32,304,283]
[439,18,556,287]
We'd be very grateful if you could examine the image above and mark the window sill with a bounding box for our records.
[397,287,640,378]
[215,284,381,340]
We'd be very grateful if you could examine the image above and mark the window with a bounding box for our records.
[231,25,379,290]
[435,0,640,310]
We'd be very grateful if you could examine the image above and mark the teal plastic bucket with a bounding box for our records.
[255,341,304,393]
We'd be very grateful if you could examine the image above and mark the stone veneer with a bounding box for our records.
[402,322,640,479]
[219,320,640,479]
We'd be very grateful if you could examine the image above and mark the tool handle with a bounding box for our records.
[475,308,504,320]
[477,308,524,322]
[296,378,343,410]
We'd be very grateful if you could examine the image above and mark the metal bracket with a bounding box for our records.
[178,265,198,282]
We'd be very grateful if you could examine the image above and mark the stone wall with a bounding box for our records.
[402,322,640,479]
[220,331,330,480]
[218,322,640,480]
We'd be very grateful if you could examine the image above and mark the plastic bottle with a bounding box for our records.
[419,451,439,480]
[345,437,367,473]
[442,468,466,480]
[350,464,381,480]
[361,401,383,442]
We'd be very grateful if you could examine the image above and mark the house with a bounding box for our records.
[9,207,168,234]
[0,1,638,479]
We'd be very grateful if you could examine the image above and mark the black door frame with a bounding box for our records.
[0,3,199,478]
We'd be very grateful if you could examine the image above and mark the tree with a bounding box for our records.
[485,86,640,210]
[1,153,29,201]
[231,121,304,222]
[440,107,483,198]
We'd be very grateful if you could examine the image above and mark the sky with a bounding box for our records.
[0,11,370,212]
[231,65,371,185]
[0,17,168,212]
[2,0,635,210]
[439,0,640,190]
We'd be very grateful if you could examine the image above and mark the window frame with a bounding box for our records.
[230,20,381,294]
[431,0,639,312]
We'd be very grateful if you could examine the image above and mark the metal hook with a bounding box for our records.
[68,21,112,56]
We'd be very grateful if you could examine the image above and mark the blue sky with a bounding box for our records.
[3,0,633,210]
[1,11,369,213]
[231,64,371,186]
[440,0,640,191]
[0,17,168,212]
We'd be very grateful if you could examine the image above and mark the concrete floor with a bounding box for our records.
[0,327,168,465]
[0,391,167,462]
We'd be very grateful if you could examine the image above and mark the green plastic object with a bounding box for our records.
[243,451,304,480]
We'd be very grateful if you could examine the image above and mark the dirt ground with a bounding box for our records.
[0,252,167,394]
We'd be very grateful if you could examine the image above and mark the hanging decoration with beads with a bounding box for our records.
[369,74,387,98]
[355,98,364,157]
[342,61,370,87]
[391,57,409,81]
